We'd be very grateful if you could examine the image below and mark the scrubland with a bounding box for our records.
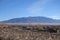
[0,24,60,40]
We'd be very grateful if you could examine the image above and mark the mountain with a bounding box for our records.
[1,16,60,23]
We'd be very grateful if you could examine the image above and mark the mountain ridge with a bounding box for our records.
[1,16,60,23]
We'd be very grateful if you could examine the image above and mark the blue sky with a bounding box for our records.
[0,0,60,21]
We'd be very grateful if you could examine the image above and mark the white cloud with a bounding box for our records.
[27,0,50,14]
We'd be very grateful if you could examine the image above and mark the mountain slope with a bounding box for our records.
[1,16,60,23]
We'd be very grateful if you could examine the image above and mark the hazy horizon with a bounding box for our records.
[0,16,60,21]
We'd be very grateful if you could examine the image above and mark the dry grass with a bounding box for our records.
[0,24,60,40]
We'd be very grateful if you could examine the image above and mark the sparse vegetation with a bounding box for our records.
[0,24,60,40]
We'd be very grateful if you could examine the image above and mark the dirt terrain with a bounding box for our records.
[0,24,60,40]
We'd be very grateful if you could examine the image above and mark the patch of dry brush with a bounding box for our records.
[0,24,60,40]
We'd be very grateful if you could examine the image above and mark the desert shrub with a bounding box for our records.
[47,28,57,33]
[7,37,14,40]
[0,37,5,40]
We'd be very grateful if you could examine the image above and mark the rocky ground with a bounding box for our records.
[0,24,60,40]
